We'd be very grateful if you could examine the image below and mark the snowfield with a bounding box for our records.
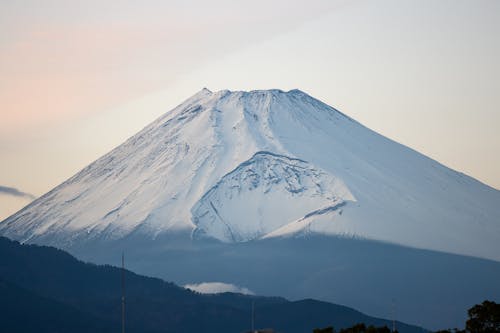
[1,88,499,261]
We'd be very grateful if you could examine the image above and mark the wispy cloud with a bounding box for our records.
[0,185,36,200]
[184,282,254,295]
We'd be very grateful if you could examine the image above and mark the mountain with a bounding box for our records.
[1,89,499,329]
[2,88,499,259]
[0,236,425,333]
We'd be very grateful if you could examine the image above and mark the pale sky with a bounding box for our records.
[1,0,499,220]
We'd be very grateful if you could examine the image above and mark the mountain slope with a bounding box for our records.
[191,151,352,242]
[0,237,425,333]
[1,88,499,261]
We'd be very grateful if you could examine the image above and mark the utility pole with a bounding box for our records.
[122,252,125,333]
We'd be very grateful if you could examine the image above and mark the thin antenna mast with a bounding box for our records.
[392,298,396,333]
[251,300,255,332]
[121,252,125,333]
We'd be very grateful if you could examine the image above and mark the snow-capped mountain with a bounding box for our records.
[2,88,500,329]
[1,88,499,261]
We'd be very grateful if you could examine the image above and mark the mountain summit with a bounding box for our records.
[1,88,499,260]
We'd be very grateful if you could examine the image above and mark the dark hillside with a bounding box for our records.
[0,236,424,333]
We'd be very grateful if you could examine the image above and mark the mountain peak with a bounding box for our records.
[193,88,306,99]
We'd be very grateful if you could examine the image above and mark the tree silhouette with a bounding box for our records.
[466,300,500,333]
[313,324,393,333]
[313,327,334,333]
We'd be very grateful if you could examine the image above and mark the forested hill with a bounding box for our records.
[0,236,424,333]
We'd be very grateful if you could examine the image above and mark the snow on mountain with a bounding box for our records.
[191,151,354,242]
[1,88,499,261]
